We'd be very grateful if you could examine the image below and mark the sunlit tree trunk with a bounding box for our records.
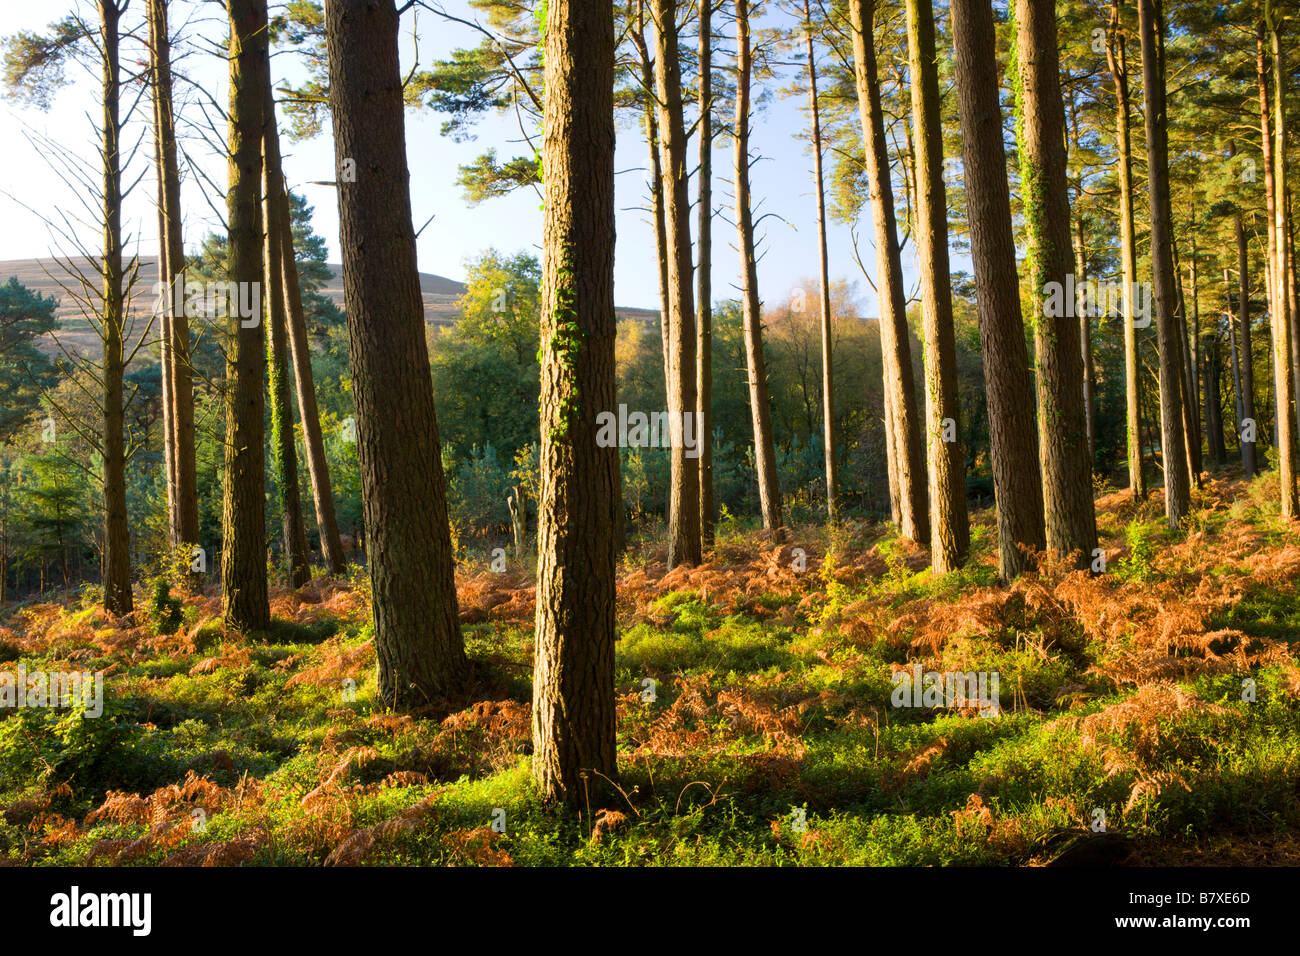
[906,0,967,570]
[325,0,468,704]
[735,0,782,533]
[531,0,618,804]
[847,0,927,545]
[950,0,1045,579]
[1137,0,1191,528]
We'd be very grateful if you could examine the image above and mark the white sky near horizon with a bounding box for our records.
[0,0,927,317]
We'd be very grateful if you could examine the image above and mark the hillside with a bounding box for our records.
[0,257,660,358]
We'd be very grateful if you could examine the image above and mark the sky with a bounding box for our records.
[0,0,920,317]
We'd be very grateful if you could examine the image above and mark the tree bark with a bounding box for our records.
[147,0,198,557]
[906,0,968,570]
[950,0,1045,579]
[735,0,783,533]
[847,0,928,545]
[1106,2,1145,499]
[804,0,838,524]
[279,185,347,575]
[101,0,132,615]
[221,0,269,631]
[1234,209,1257,476]
[696,0,715,549]
[1264,4,1297,516]
[652,0,701,568]
[1014,0,1097,564]
[1136,0,1191,528]
[262,82,311,589]
[530,0,618,805]
[325,0,468,705]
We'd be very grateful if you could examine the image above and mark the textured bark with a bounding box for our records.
[147,0,198,555]
[1106,3,1144,499]
[262,83,311,589]
[1234,209,1257,476]
[906,0,968,571]
[279,191,347,576]
[1266,3,1298,516]
[101,0,132,615]
[530,0,618,805]
[950,0,1045,579]
[1136,0,1191,528]
[325,0,468,705]
[652,0,700,568]
[697,0,715,549]
[735,0,782,532]
[847,0,927,545]
[629,3,671,392]
[803,0,837,524]
[221,0,269,631]
[1171,236,1202,486]
[1014,0,1097,566]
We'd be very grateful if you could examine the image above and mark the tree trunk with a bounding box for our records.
[325,0,468,705]
[1172,235,1202,486]
[907,0,968,571]
[1264,3,1297,515]
[221,0,270,631]
[735,0,783,533]
[950,0,1045,579]
[279,185,347,575]
[147,0,198,558]
[1234,211,1258,476]
[262,83,312,589]
[1014,0,1097,564]
[530,0,618,805]
[1136,0,1191,528]
[804,0,838,524]
[1106,2,1145,499]
[697,0,715,549]
[101,0,133,616]
[652,0,701,568]
[847,0,927,545]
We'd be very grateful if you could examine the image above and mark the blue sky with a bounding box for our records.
[0,0,923,316]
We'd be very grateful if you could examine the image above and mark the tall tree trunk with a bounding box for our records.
[279,188,347,575]
[101,0,132,615]
[1264,2,1297,515]
[1204,314,1226,465]
[221,0,269,631]
[1106,2,1145,499]
[1137,0,1191,528]
[262,83,311,589]
[147,0,198,557]
[697,0,715,548]
[1014,0,1097,564]
[906,0,967,570]
[1172,236,1202,486]
[735,0,782,532]
[1074,222,1096,466]
[950,0,1045,579]
[325,0,468,705]
[531,0,618,805]
[652,0,700,567]
[630,2,671,391]
[804,0,837,524]
[847,0,928,545]
[1234,210,1258,476]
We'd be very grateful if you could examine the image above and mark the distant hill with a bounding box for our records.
[0,256,659,358]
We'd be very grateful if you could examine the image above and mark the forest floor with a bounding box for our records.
[2,470,1299,867]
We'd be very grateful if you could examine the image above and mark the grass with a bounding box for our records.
[1,471,1298,866]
